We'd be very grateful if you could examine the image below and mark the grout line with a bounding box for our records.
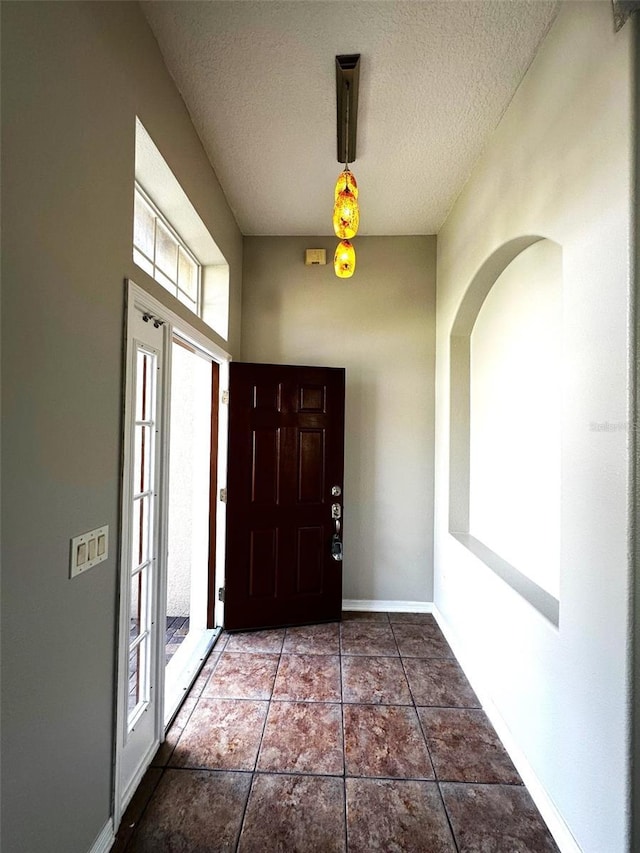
[234,771,254,853]
[398,646,462,850]
[388,619,401,657]
[436,780,462,853]
[234,636,283,853]
[249,768,348,781]
[163,764,525,787]
[392,619,438,783]
[253,688,275,774]
[414,689,438,782]
[166,765,253,774]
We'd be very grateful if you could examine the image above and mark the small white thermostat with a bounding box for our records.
[305,249,327,266]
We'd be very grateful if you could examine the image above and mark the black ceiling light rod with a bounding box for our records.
[336,54,360,164]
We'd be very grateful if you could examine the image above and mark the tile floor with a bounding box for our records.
[114,612,559,853]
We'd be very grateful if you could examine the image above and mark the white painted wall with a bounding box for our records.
[469,239,562,598]
[241,236,436,604]
[434,4,633,852]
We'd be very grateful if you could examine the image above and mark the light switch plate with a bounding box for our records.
[70,525,109,578]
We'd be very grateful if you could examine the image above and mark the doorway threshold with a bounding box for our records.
[164,627,220,729]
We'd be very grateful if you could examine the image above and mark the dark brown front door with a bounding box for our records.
[224,362,345,630]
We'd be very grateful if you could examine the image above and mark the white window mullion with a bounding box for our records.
[133,183,202,315]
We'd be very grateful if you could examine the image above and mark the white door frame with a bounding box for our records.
[114,279,231,827]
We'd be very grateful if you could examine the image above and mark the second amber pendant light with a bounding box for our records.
[333,55,360,278]
[333,169,358,277]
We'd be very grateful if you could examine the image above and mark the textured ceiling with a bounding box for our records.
[142,1,558,236]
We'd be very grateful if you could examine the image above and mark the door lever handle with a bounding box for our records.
[331,517,343,561]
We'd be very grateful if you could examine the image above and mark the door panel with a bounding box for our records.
[117,308,164,814]
[297,430,325,502]
[225,363,345,630]
[252,429,280,503]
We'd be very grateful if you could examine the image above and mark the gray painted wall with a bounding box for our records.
[1,3,242,851]
[241,236,437,604]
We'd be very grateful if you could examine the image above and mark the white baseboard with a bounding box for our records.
[342,599,433,613]
[432,606,582,853]
[88,819,114,853]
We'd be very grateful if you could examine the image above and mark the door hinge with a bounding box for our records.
[218,587,225,602]
[221,389,229,404]
[219,488,228,503]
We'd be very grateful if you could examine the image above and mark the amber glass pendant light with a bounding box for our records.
[334,240,356,278]
[334,169,358,199]
[333,181,359,240]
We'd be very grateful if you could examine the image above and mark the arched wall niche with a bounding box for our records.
[449,236,562,626]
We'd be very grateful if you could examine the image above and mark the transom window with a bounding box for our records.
[133,184,201,315]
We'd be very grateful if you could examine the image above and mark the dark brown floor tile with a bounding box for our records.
[111,767,163,853]
[346,777,456,853]
[342,655,412,704]
[344,704,434,780]
[127,768,251,852]
[170,698,268,771]
[224,628,285,653]
[273,653,341,701]
[341,622,399,656]
[238,773,346,853]
[203,652,279,700]
[393,623,454,658]
[151,697,198,767]
[404,658,480,708]
[342,610,390,622]
[258,700,344,774]
[283,622,340,654]
[389,611,438,627]
[440,783,559,852]
[418,708,521,784]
